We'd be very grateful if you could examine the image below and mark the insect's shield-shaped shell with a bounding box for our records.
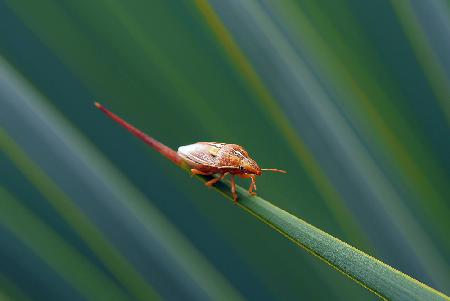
[177,142,225,168]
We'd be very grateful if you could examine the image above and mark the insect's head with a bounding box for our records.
[224,144,286,175]
[238,157,262,175]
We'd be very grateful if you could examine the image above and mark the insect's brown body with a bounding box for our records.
[178,142,261,175]
[178,142,285,202]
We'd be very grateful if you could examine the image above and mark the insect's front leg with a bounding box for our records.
[230,174,237,202]
[205,172,227,187]
[248,175,257,196]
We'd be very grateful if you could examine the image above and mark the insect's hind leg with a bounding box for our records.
[191,168,212,176]
[205,173,227,187]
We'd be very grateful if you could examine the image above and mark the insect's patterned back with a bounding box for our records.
[177,142,225,168]
[177,142,260,176]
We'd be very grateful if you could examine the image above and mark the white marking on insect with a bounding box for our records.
[232,149,245,159]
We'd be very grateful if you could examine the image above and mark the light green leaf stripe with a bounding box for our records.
[201,178,450,301]
[0,291,15,301]
[390,0,450,125]
[0,187,132,301]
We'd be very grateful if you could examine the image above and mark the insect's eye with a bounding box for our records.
[239,166,244,171]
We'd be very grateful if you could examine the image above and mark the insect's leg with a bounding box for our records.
[248,175,257,196]
[205,173,227,187]
[231,174,237,202]
[191,168,211,176]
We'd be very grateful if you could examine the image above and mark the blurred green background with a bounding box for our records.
[1,0,449,300]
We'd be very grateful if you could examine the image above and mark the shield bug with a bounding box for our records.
[178,142,286,202]
[95,102,286,202]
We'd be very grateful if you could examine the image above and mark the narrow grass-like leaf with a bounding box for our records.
[95,103,449,301]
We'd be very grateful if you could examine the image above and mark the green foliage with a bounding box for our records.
[203,177,449,301]
[1,0,450,300]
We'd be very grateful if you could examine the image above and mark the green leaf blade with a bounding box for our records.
[230,184,449,301]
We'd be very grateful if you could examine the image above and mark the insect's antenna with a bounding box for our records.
[261,168,287,173]
[94,102,183,165]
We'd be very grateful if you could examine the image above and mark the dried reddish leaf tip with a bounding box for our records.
[94,102,184,166]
